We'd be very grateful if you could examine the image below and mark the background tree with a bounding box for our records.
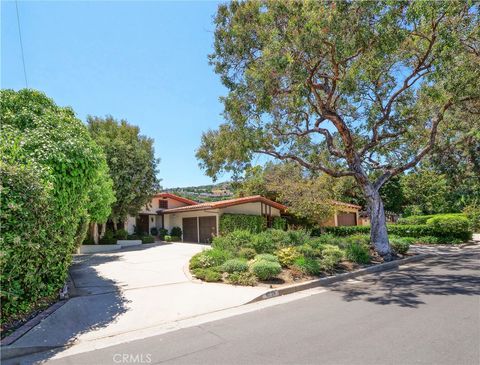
[86,159,116,243]
[236,163,334,224]
[197,1,479,258]
[87,116,160,229]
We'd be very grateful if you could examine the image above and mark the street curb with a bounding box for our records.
[247,253,432,304]
[1,299,68,347]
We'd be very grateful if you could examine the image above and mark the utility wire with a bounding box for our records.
[15,0,28,88]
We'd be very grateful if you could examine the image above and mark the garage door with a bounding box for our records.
[337,212,357,226]
[182,217,198,243]
[199,216,217,244]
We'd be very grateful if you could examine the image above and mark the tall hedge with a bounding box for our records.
[220,214,267,234]
[321,217,472,241]
[0,89,109,321]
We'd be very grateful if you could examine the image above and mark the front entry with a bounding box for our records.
[182,217,198,243]
[136,215,150,235]
[199,216,217,244]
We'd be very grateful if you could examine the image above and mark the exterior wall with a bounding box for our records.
[126,216,136,234]
[126,214,163,234]
[221,202,281,217]
[320,206,360,227]
[138,197,191,214]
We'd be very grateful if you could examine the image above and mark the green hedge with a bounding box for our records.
[323,221,472,241]
[1,90,105,322]
[219,214,267,235]
[397,213,465,225]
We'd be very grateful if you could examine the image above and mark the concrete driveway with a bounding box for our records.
[7,243,268,356]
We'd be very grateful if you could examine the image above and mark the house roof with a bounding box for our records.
[162,195,288,214]
[330,200,362,210]
[154,193,198,206]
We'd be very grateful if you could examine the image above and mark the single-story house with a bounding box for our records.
[320,200,362,227]
[126,193,287,243]
[126,193,362,243]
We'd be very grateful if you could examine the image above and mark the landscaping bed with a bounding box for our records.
[188,230,424,287]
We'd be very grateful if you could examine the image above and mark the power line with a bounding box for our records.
[15,0,28,88]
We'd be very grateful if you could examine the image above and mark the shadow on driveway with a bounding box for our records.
[330,250,480,308]
[4,254,129,364]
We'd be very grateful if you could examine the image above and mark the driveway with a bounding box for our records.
[42,244,480,365]
[6,243,268,356]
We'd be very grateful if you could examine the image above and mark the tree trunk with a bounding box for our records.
[90,223,99,245]
[100,223,106,238]
[113,220,118,231]
[365,185,392,260]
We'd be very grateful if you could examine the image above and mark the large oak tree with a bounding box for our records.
[197,1,479,258]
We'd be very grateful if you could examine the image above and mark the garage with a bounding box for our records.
[199,216,217,244]
[337,212,357,226]
[182,217,198,243]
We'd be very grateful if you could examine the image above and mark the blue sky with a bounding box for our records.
[1,0,231,188]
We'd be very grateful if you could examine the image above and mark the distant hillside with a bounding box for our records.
[164,182,235,202]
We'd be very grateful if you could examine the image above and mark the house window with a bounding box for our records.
[159,199,168,209]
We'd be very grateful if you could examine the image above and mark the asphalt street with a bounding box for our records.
[9,246,480,365]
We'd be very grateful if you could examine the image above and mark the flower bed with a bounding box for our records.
[189,230,412,286]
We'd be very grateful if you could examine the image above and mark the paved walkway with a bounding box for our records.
[5,243,268,357]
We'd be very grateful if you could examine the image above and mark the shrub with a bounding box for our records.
[272,216,287,230]
[220,213,266,234]
[99,230,117,245]
[127,234,140,240]
[414,236,462,245]
[238,247,257,260]
[192,268,222,282]
[325,226,371,236]
[115,229,128,240]
[164,235,180,242]
[212,230,253,253]
[345,243,370,264]
[276,247,301,267]
[308,234,337,248]
[297,244,316,258]
[398,213,465,225]
[150,227,159,236]
[227,271,257,286]
[319,245,345,273]
[250,231,278,253]
[426,215,472,241]
[287,230,311,246]
[463,203,480,232]
[389,237,410,255]
[250,260,282,280]
[170,226,182,237]
[397,215,435,225]
[190,249,231,270]
[141,235,155,244]
[221,259,249,273]
[158,228,168,239]
[344,234,370,246]
[264,229,291,247]
[254,254,279,263]
[326,221,471,241]
[293,257,321,276]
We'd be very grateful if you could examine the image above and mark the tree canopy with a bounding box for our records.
[87,116,161,224]
[197,0,479,256]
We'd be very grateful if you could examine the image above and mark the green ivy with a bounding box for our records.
[219,213,267,235]
[0,89,110,322]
